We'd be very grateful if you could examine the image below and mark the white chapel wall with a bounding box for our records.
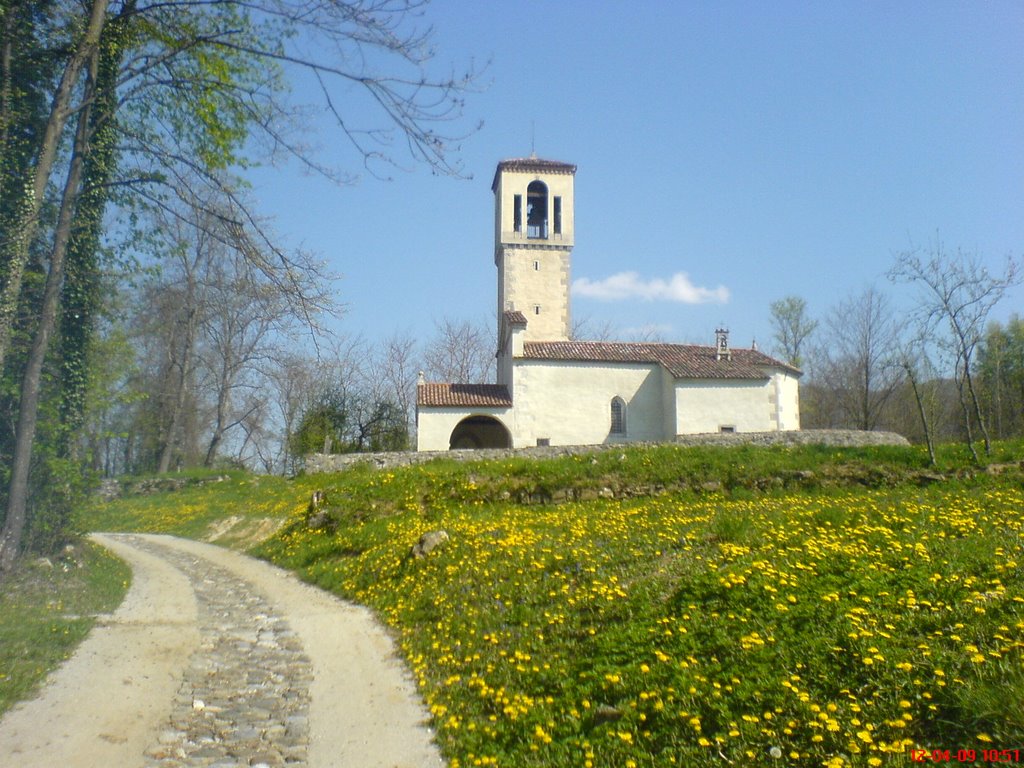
[416,407,513,452]
[772,370,801,430]
[674,379,777,434]
[509,360,672,446]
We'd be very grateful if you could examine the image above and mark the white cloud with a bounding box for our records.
[572,271,730,304]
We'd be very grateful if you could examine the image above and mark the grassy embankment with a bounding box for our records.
[72,442,1024,766]
[0,541,130,716]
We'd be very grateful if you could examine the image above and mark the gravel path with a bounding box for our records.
[0,534,443,768]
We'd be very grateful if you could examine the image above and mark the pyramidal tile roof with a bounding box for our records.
[520,341,801,379]
[491,157,577,190]
[417,383,513,407]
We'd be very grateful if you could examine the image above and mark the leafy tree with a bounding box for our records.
[290,390,351,457]
[976,315,1024,439]
[769,295,817,369]
[1,0,478,568]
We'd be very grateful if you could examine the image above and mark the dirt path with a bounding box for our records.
[0,534,443,768]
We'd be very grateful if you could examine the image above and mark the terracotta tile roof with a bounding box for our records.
[503,309,528,326]
[520,341,801,379]
[492,157,577,190]
[417,383,513,407]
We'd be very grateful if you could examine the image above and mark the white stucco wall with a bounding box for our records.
[674,378,775,434]
[509,360,673,447]
[772,370,801,430]
[417,362,801,451]
[415,407,513,452]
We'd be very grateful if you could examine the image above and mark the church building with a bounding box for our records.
[415,157,801,451]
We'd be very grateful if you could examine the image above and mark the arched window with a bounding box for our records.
[526,180,548,239]
[610,397,626,435]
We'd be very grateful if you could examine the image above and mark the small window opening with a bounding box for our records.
[527,181,548,239]
[553,196,562,235]
[720,425,736,434]
[610,397,626,435]
[533,260,540,271]
[536,437,550,447]
[534,304,541,315]
[513,194,522,233]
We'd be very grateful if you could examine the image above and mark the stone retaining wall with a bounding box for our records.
[303,429,910,474]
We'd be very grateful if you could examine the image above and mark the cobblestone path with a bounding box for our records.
[0,533,443,768]
[130,538,313,767]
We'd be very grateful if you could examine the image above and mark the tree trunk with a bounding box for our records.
[204,401,226,468]
[59,13,124,458]
[0,50,97,570]
[0,0,109,373]
[902,360,936,466]
[157,308,197,474]
[0,1,14,205]
[962,365,992,456]
[203,348,234,467]
[954,359,980,465]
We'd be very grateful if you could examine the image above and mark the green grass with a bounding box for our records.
[81,469,316,540]
[76,441,1024,767]
[0,540,131,716]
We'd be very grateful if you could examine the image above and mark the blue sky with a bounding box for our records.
[247,1,1023,357]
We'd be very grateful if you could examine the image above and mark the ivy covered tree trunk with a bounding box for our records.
[59,11,126,458]
[0,0,109,375]
[0,64,94,568]
[0,8,125,569]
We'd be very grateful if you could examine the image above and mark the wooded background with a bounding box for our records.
[1,0,1020,568]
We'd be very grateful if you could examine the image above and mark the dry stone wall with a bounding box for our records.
[303,429,910,474]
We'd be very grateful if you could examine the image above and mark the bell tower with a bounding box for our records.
[492,157,576,342]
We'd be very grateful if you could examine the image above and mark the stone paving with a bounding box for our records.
[129,537,313,768]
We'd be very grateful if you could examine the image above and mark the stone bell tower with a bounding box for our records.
[492,157,576,342]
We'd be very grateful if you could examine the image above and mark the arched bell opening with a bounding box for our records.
[526,180,548,239]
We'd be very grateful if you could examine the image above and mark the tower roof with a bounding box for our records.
[491,157,577,191]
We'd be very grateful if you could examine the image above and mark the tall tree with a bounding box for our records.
[371,331,418,443]
[1,0,478,567]
[0,0,110,374]
[769,295,817,369]
[895,330,941,465]
[814,286,902,431]
[421,317,494,383]
[889,244,1021,461]
[976,315,1024,439]
[1,14,122,570]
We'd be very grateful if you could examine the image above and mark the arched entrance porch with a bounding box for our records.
[449,415,512,449]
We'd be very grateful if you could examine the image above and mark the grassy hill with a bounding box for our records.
[76,442,1024,767]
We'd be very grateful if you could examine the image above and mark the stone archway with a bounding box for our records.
[449,415,512,449]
